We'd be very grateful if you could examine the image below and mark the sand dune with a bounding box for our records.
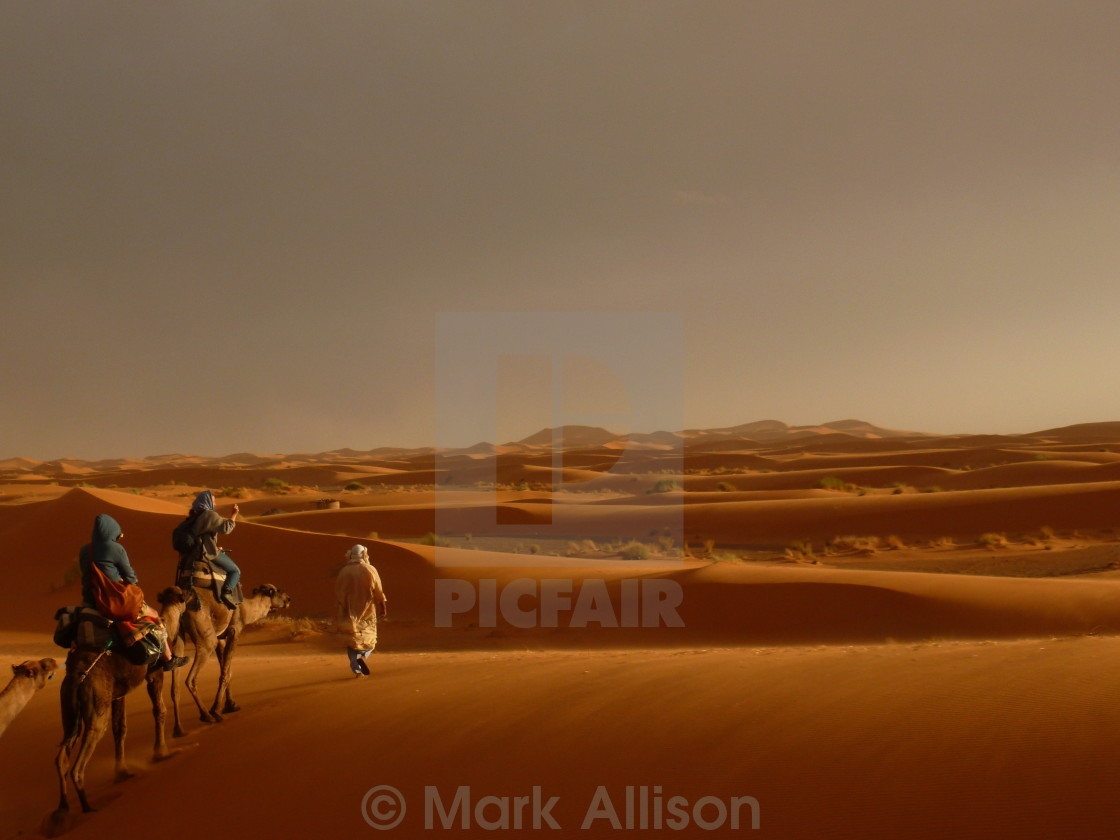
[7,420,1120,837]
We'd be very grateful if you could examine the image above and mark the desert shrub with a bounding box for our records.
[345,481,366,491]
[715,481,735,492]
[261,508,284,516]
[262,477,289,491]
[885,534,907,550]
[566,541,583,556]
[922,485,944,493]
[418,532,451,547]
[1040,525,1055,539]
[619,540,652,561]
[978,532,1008,549]
[529,544,541,554]
[657,535,675,552]
[818,477,849,492]
[831,535,877,552]
[367,531,379,540]
[582,539,599,552]
[259,615,323,639]
[703,538,717,556]
[649,479,681,494]
[788,538,814,556]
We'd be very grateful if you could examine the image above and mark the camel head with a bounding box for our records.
[157,585,187,608]
[12,658,58,688]
[251,584,292,612]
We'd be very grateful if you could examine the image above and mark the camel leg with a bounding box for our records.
[111,695,133,782]
[70,696,109,813]
[45,732,80,837]
[214,634,240,715]
[170,636,186,737]
[147,670,170,760]
[184,642,221,724]
[45,655,84,832]
[170,663,185,738]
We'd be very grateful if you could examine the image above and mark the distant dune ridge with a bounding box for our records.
[4,417,1120,625]
[0,416,1042,473]
[7,419,1120,838]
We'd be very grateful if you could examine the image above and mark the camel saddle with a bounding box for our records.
[176,556,242,609]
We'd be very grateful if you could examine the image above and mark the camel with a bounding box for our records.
[0,657,58,738]
[166,582,291,737]
[45,587,186,835]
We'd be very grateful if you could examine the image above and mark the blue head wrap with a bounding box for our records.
[191,490,215,512]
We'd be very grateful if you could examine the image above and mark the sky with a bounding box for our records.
[3,1,1120,460]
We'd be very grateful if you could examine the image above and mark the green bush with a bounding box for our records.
[345,482,366,491]
[715,481,735,492]
[649,479,681,494]
[619,540,652,560]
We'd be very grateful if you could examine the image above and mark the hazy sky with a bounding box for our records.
[4,2,1120,459]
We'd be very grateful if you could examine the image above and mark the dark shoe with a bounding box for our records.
[357,658,370,676]
[163,655,189,672]
[220,592,239,610]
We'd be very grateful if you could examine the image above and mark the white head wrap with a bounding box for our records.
[347,544,369,564]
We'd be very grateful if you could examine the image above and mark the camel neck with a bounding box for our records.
[0,677,38,731]
[238,595,271,626]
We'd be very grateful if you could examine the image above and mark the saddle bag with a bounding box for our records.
[53,606,111,649]
[118,622,167,667]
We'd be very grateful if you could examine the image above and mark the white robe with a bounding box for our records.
[335,560,386,650]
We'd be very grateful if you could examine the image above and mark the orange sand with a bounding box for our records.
[4,420,1120,838]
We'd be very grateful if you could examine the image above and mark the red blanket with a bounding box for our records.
[115,613,161,647]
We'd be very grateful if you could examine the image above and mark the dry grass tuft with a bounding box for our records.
[830,535,878,553]
[978,532,1009,550]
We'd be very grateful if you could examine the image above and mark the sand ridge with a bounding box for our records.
[6,420,1120,837]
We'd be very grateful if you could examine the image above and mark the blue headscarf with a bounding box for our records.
[89,513,123,565]
[191,490,215,512]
